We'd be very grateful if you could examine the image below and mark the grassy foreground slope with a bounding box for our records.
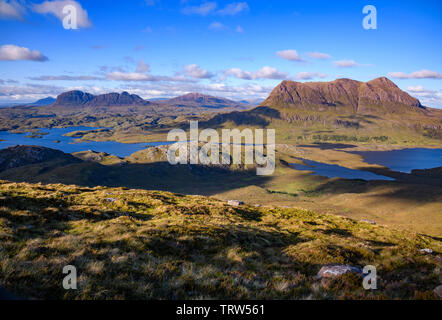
[0,181,441,300]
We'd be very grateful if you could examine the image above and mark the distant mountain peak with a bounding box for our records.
[261,77,423,113]
[53,90,149,107]
[161,93,248,110]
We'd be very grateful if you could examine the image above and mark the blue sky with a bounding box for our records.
[0,0,441,107]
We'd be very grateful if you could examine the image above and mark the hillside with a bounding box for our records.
[0,145,81,171]
[0,145,441,237]
[0,180,440,300]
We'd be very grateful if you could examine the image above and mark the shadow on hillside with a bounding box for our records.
[309,175,442,202]
[0,161,273,196]
[358,165,442,186]
[0,201,320,299]
[0,193,153,228]
[0,186,440,299]
[200,106,281,129]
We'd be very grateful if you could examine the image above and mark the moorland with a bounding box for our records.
[0,77,441,299]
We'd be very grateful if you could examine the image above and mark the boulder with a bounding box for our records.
[434,285,442,299]
[361,219,376,225]
[227,200,244,206]
[317,264,362,279]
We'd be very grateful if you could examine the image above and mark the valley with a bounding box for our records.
[0,77,441,300]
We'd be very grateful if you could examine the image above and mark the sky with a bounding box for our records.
[0,0,441,107]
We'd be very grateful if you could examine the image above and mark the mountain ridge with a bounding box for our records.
[52,91,149,107]
[261,77,424,114]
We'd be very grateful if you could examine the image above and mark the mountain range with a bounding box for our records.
[23,77,436,117]
[50,91,250,110]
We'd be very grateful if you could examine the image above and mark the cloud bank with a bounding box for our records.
[0,45,48,61]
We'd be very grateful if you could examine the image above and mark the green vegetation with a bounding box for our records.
[0,181,440,300]
[311,134,389,143]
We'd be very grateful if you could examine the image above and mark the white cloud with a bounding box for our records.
[105,71,196,83]
[122,81,272,101]
[182,1,217,16]
[406,85,430,93]
[106,72,151,82]
[29,75,101,81]
[333,60,357,68]
[0,83,65,101]
[388,70,442,79]
[182,1,249,16]
[208,21,226,31]
[236,25,244,33]
[307,52,331,59]
[217,2,249,16]
[225,66,287,80]
[294,72,327,80]
[225,68,253,80]
[254,66,287,79]
[183,64,214,79]
[277,50,304,62]
[0,0,24,20]
[406,85,442,107]
[0,44,48,61]
[33,0,92,28]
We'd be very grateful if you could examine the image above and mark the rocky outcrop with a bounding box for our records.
[53,91,149,107]
[52,90,95,106]
[87,92,147,107]
[0,145,80,172]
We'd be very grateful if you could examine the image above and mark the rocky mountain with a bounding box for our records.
[160,93,248,109]
[52,91,149,107]
[0,145,81,172]
[261,77,424,114]
[199,77,442,142]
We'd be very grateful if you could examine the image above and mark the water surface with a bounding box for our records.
[291,159,394,181]
[352,148,442,173]
[0,127,171,158]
